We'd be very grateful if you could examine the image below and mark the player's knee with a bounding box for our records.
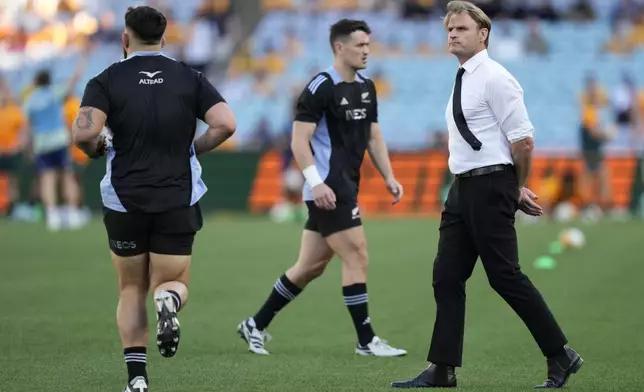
[343,245,369,273]
[119,283,148,300]
[487,268,524,293]
[307,257,332,279]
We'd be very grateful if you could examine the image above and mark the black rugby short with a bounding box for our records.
[103,203,203,257]
[304,200,362,237]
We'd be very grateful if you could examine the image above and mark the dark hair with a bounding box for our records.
[34,70,51,87]
[125,6,167,45]
[329,19,371,51]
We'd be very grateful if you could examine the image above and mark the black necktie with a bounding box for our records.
[453,68,482,151]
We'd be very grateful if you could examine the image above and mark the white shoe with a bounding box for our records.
[123,376,148,392]
[46,208,62,232]
[355,336,407,357]
[65,207,84,230]
[237,317,272,355]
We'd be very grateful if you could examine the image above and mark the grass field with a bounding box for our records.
[1,215,642,391]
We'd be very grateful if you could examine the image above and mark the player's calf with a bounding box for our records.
[149,252,191,359]
[327,226,407,357]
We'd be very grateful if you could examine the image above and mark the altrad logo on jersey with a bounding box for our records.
[139,71,164,85]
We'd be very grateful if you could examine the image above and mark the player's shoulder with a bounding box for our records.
[304,72,333,96]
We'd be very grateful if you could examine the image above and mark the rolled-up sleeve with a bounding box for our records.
[486,71,534,143]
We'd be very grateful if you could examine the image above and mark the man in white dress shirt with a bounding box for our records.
[391,1,583,389]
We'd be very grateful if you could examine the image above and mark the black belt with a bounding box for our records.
[455,164,512,179]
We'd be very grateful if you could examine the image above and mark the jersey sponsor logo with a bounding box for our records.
[346,108,367,121]
[110,239,137,250]
[139,71,164,85]
[341,97,349,105]
[139,78,164,85]
[139,71,162,78]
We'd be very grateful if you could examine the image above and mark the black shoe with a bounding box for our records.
[391,363,457,388]
[155,292,180,358]
[123,376,148,392]
[534,347,583,388]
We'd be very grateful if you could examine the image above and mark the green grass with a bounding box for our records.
[0,215,642,391]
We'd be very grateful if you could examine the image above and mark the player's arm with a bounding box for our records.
[291,121,316,169]
[292,75,329,186]
[72,107,107,158]
[292,75,336,209]
[194,73,236,155]
[487,72,535,189]
[488,72,542,215]
[73,73,109,158]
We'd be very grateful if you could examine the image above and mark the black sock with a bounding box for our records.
[343,283,376,346]
[166,290,182,311]
[124,346,147,383]
[5,202,15,217]
[253,274,302,330]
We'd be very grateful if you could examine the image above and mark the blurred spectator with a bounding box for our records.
[401,0,435,21]
[489,19,524,61]
[90,11,120,44]
[610,0,642,28]
[253,44,286,74]
[579,74,612,214]
[428,130,448,151]
[251,67,275,97]
[283,27,303,59]
[246,117,274,152]
[182,10,217,74]
[611,72,638,133]
[22,51,89,231]
[567,0,596,22]
[0,84,27,217]
[524,18,549,55]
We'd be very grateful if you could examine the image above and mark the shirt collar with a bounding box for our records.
[327,65,365,84]
[127,51,163,58]
[461,49,488,74]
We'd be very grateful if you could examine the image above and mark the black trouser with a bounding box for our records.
[427,166,567,367]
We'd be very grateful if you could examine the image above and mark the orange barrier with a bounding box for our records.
[248,151,638,215]
[0,175,7,211]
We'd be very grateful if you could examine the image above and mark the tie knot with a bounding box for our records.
[456,67,466,79]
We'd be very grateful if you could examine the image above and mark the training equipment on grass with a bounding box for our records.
[559,228,586,249]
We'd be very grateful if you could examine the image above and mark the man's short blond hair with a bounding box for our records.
[443,1,492,47]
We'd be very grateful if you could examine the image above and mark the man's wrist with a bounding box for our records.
[303,165,323,187]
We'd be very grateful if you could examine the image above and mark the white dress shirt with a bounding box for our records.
[445,49,534,174]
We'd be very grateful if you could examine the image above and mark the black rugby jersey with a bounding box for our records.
[80,51,225,213]
[294,66,378,203]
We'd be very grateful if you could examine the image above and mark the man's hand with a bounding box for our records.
[386,178,404,205]
[86,134,107,159]
[518,187,543,216]
[312,183,336,210]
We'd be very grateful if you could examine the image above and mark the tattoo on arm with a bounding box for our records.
[193,127,233,155]
[75,107,94,131]
[74,107,105,158]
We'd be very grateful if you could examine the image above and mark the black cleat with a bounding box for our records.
[534,347,584,389]
[155,292,180,358]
